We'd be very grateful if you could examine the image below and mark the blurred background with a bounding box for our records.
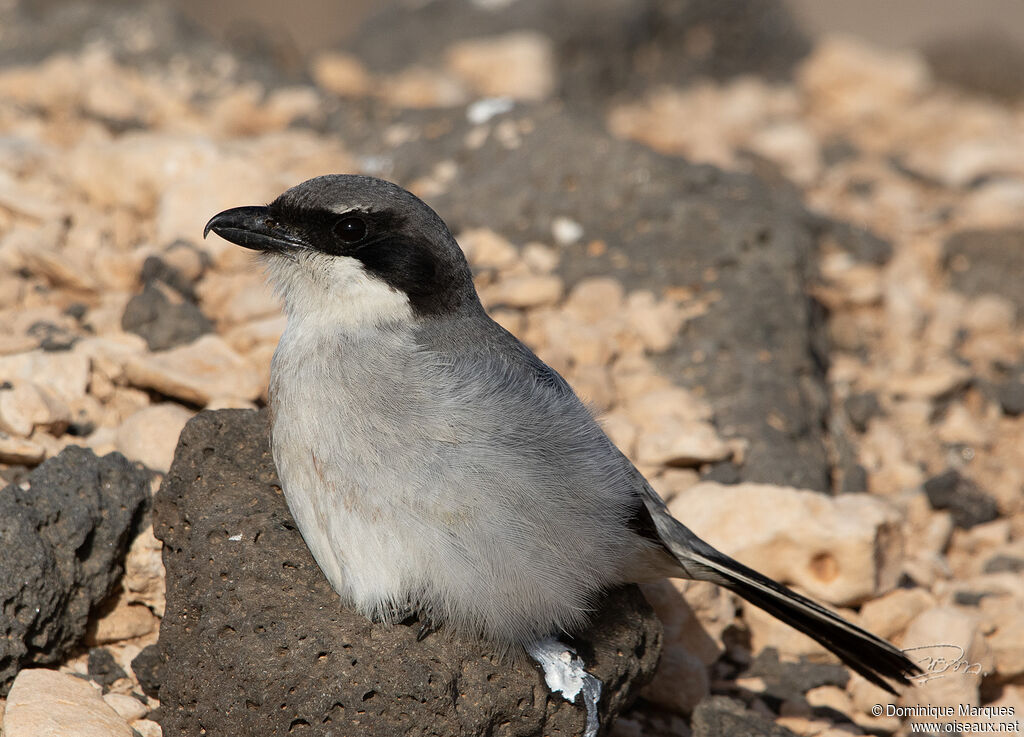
[1,1,1023,736]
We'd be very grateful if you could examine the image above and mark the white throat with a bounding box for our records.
[262,251,413,332]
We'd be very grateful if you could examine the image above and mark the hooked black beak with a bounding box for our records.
[203,206,309,253]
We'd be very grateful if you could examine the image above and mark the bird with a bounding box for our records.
[204,174,921,699]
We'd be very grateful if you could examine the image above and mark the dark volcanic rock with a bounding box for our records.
[691,696,798,737]
[122,256,214,351]
[131,643,164,700]
[0,446,150,696]
[153,409,662,736]
[88,647,129,691]
[378,104,830,490]
[923,470,1000,529]
[345,0,810,107]
[742,648,849,704]
[943,228,1024,313]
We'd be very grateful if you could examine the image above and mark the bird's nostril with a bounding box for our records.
[264,217,276,228]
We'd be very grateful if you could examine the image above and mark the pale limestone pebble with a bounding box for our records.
[978,593,1024,679]
[858,420,927,493]
[102,693,148,723]
[0,348,90,403]
[0,222,63,278]
[641,578,735,667]
[311,51,373,97]
[959,178,1024,228]
[797,37,930,136]
[858,587,936,642]
[196,270,281,328]
[901,606,985,710]
[563,277,624,324]
[101,387,152,427]
[610,353,673,401]
[607,79,799,167]
[90,245,158,293]
[958,295,1021,371]
[0,431,45,464]
[206,84,322,137]
[123,524,165,614]
[937,400,997,448]
[747,120,821,186]
[670,482,904,606]
[3,668,135,737]
[520,242,559,274]
[946,519,1012,579]
[0,170,67,222]
[805,685,854,717]
[87,589,161,646]
[566,364,615,411]
[634,417,731,467]
[132,719,162,737]
[115,403,194,473]
[223,314,287,354]
[66,133,213,215]
[160,241,208,283]
[81,427,118,458]
[445,32,554,102]
[0,381,70,437]
[123,334,263,405]
[774,715,837,736]
[381,66,468,108]
[79,291,136,337]
[937,139,1024,189]
[0,304,76,355]
[562,323,617,367]
[480,273,563,309]
[624,386,714,427]
[624,290,688,353]
[206,397,259,411]
[639,641,709,715]
[157,156,290,264]
[457,227,519,269]
[0,274,28,311]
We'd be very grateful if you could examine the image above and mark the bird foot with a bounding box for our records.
[526,637,602,737]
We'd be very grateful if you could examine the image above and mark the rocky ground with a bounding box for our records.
[1,1,1022,736]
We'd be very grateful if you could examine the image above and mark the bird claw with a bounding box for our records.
[526,637,603,737]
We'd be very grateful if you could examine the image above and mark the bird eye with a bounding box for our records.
[333,216,367,243]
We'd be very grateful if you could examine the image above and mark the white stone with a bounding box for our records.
[3,668,134,737]
[0,382,70,437]
[858,587,935,642]
[116,403,193,473]
[0,431,45,464]
[101,693,148,723]
[668,482,904,605]
[124,334,263,405]
[634,417,731,467]
[131,719,162,737]
[0,349,90,403]
[551,216,584,245]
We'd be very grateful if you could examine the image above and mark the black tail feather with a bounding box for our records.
[685,543,921,695]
